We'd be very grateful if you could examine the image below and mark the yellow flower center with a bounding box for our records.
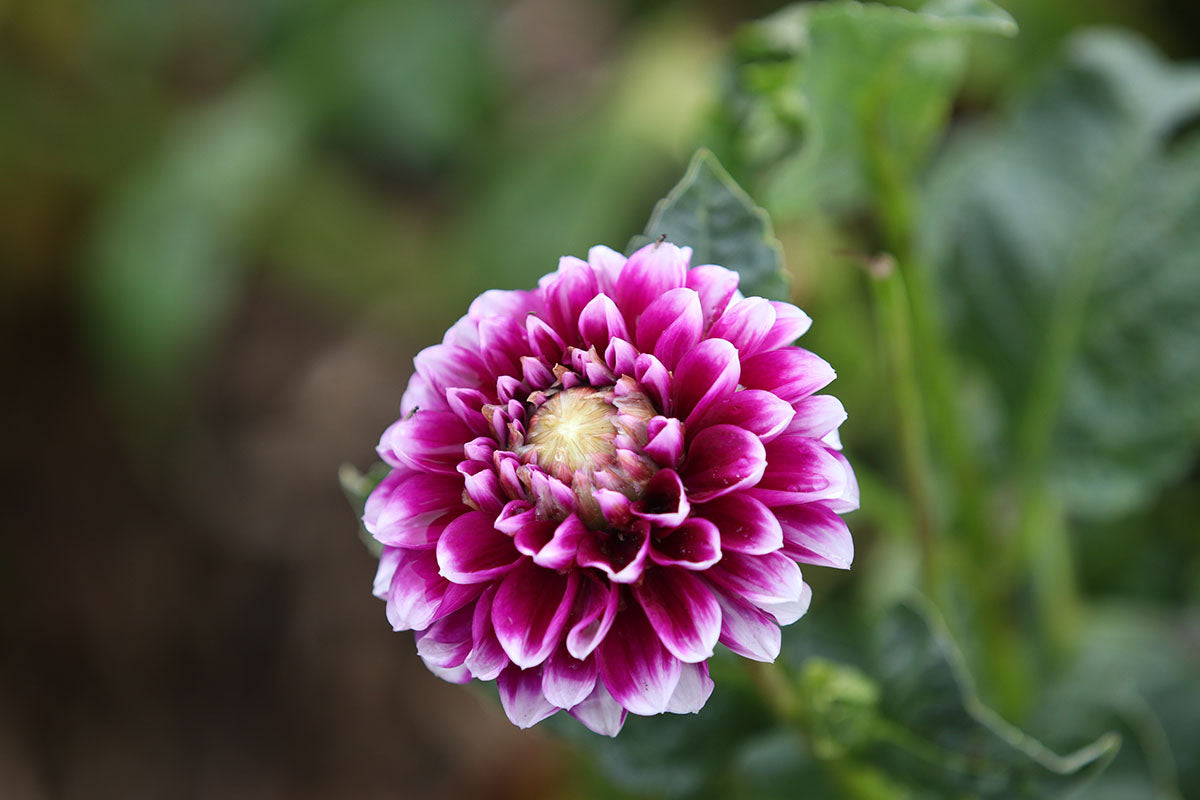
[525,388,617,477]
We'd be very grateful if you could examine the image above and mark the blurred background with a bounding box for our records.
[2,0,1198,798]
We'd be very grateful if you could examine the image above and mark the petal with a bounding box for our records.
[644,416,684,468]
[477,314,527,377]
[498,666,558,729]
[379,411,471,474]
[666,661,715,714]
[710,587,781,662]
[706,551,804,607]
[740,347,835,404]
[587,245,626,294]
[701,493,783,555]
[400,373,446,417]
[631,469,690,528]
[578,293,629,349]
[635,288,704,370]
[825,448,860,514]
[415,604,474,671]
[530,514,589,570]
[459,462,505,515]
[566,575,620,660]
[633,353,671,414]
[468,287,542,322]
[542,645,598,709]
[750,435,847,506]
[525,313,566,364]
[576,524,651,584]
[492,560,579,669]
[775,503,854,569]
[614,240,690,324]
[681,424,767,502]
[593,488,633,528]
[686,264,740,331]
[604,337,638,377]
[436,511,521,584]
[465,585,509,680]
[758,301,812,352]
[373,546,402,600]
[633,569,721,663]
[445,388,492,436]
[760,581,812,625]
[709,297,776,357]
[386,549,481,632]
[649,518,722,570]
[414,343,490,397]
[785,395,848,440]
[569,682,627,737]
[363,470,462,548]
[672,338,741,430]
[541,256,600,342]
[707,389,795,441]
[596,604,682,716]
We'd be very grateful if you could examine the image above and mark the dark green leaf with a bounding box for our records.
[922,31,1200,518]
[631,148,789,300]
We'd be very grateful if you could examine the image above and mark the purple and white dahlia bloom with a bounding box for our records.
[365,241,857,735]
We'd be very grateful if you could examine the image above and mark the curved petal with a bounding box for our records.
[760,581,812,625]
[758,301,812,352]
[498,666,558,729]
[604,337,638,377]
[681,424,767,502]
[492,560,579,669]
[666,661,714,714]
[709,296,776,357]
[635,288,703,370]
[568,682,627,737]
[477,314,528,377]
[587,245,626,294]
[578,293,629,350]
[706,551,804,607]
[364,471,462,548]
[706,389,795,442]
[633,569,721,663]
[614,241,690,324]
[385,548,482,632]
[749,435,847,506]
[740,347,835,404]
[785,395,848,440]
[464,584,509,680]
[414,344,490,398]
[530,514,589,570]
[701,493,783,555]
[525,313,566,364]
[380,410,471,474]
[566,575,620,660]
[542,645,598,709]
[710,586,781,662]
[687,264,741,332]
[459,462,505,515]
[436,511,521,584]
[576,524,651,584]
[672,339,740,430]
[540,256,600,343]
[415,604,474,672]
[824,448,860,513]
[649,518,722,570]
[596,604,682,716]
[400,372,446,417]
[633,354,671,414]
[631,469,690,528]
[644,416,683,468]
[775,503,854,569]
[373,546,402,600]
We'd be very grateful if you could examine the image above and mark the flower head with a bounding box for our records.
[365,241,857,735]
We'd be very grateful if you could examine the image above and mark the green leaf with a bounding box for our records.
[339,461,390,558]
[631,148,789,301]
[717,0,1015,218]
[922,31,1200,519]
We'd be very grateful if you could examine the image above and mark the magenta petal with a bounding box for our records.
[760,581,812,625]
[364,471,460,548]
[633,354,671,414]
[635,288,704,370]
[686,264,740,331]
[604,337,638,377]
[786,395,848,439]
[578,293,630,349]
[672,339,741,430]
[436,511,521,584]
[825,448,860,514]
[701,493,783,555]
[708,389,795,442]
[614,241,690,323]
[386,549,481,632]
[542,645,598,709]
[775,503,854,569]
[416,604,473,671]
[644,416,684,468]
[681,424,767,503]
[541,257,600,342]
[758,301,812,351]
[498,666,558,729]
[373,546,402,600]
[711,587,782,662]
[740,347,835,404]
[381,411,471,474]
[631,469,690,528]
[465,585,509,680]
[666,661,715,714]
[467,287,542,323]
[569,682,627,737]
[750,435,848,506]
[414,343,489,397]
[709,296,776,357]
[649,518,722,570]
[596,604,682,716]
[706,551,804,607]
[525,313,566,363]
[633,569,721,663]
[400,373,446,417]
[576,525,651,584]
[492,560,579,669]
[587,245,626,294]
[459,462,505,515]
[477,314,527,377]
[566,576,620,660]
[531,514,589,570]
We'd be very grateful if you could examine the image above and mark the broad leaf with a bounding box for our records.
[922,31,1200,518]
[716,0,1015,218]
[631,148,789,301]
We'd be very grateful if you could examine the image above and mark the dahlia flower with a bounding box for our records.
[365,241,857,735]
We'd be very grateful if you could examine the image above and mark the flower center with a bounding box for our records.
[524,388,618,479]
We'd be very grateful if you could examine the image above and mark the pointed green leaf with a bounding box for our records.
[632,148,789,300]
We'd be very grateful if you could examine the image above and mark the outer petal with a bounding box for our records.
[666,661,715,714]
[758,301,812,352]
[706,551,804,607]
[709,296,776,358]
[569,682,627,737]
[413,344,490,398]
[566,575,620,660]
[373,546,402,600]
[775,503,854,569]
[706,389,795,441]
[710,587,782,662]
[542,645,598,709]
[541,256,600,342]
[686,264,740,331]
[498,666,558,729]
[578,293,629,349]
[596,604,682,716]
[750,436,847,506]
[649,518,722,570]
[386,549,481,632]
[587,245,626,294]
[701,493,783,555]
[785,395,848,439]
[760,581,812,625]
[740,348,835,404]
[681,424,767,503]
[614,241,690,324]
[672,339,740,430]
[464,585,509,680]
[363,471,461,548]
[380,411,471,474]
[492,560,579,669]
[633,569,721,663]
[635,288,704,370]
[824,448,860,513]
[415,605,473,676]
[436,511,522,584]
